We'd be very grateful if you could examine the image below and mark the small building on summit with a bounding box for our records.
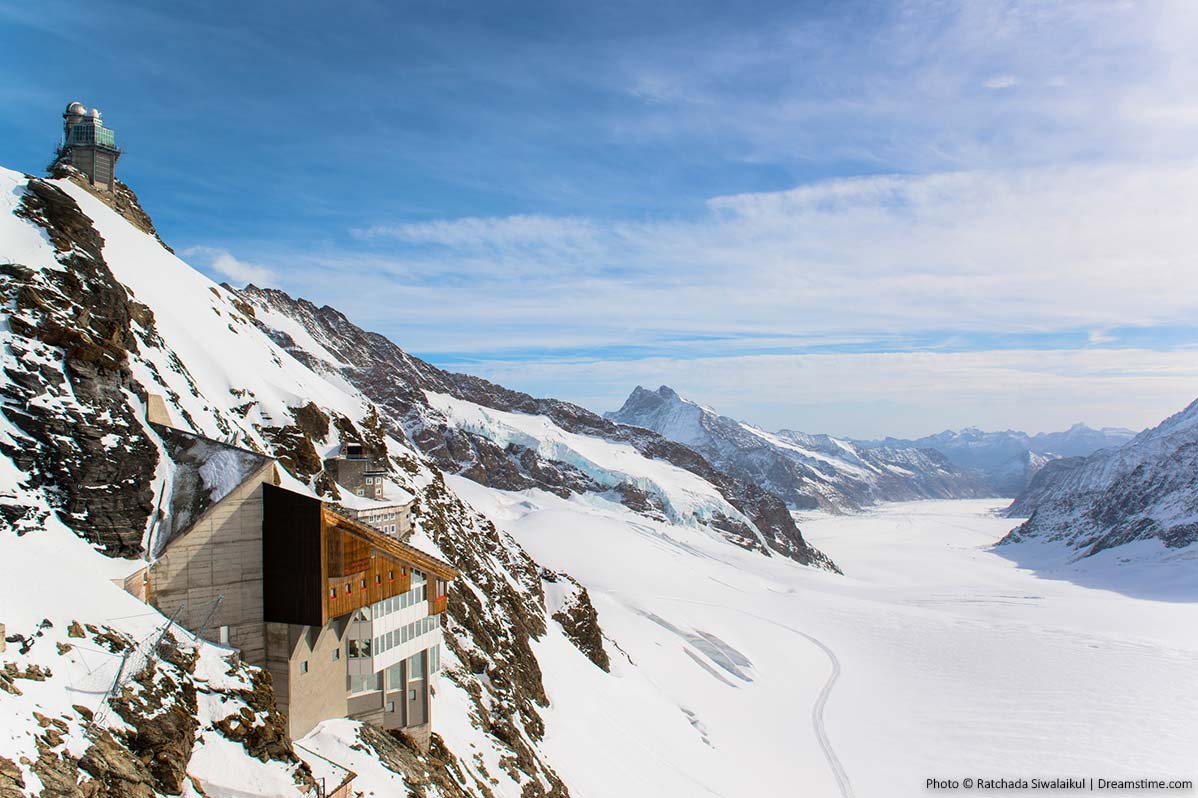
[140,413,457,746]
[324,442,389,499]
[324,442,415,539]
[59,101,121,191]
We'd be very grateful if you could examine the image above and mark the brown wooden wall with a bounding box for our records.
[323,519,412,620]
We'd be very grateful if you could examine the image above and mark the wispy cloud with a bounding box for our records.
[459,348,1198,439]
[983,75,1018,89]
[181,246,278,287]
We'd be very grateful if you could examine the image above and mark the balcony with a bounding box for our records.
[430,595,448,615]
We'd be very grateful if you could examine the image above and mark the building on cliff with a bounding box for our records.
[59,101,121,191]
[324,442,415,539]
[138,414,457,746]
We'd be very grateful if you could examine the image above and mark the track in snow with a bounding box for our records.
[661,598,855,798]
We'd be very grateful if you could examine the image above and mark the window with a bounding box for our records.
[348,673,380,695]
[344,583,351,594]
[409,653,424,679]
[429,644,440,674]
[355,488,363,496]
[218,625,230,645]
[360,579,366,590]
[333,648,341,661]
[387,630,395,649]
[388,569,394,582]
[329,587,336,599]
[387,662,403,690]
[365,477,373,485]
[349,639,371,658]
[301,661,309,674]
[387,701,395,713]
[401,625,408,644]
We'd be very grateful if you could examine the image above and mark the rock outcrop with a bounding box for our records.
[0,178,159,555]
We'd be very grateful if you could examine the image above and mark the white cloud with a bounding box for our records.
[181,246,279,287]
[456,348,1198,440]
[331,160,1198,347]
[983,75,1019,89]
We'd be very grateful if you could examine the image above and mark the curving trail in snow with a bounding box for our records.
[660,598,855,798]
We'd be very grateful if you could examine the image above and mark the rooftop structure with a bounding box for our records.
[59,101,121,191]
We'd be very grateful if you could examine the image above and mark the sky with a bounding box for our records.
[3,0,1198,438]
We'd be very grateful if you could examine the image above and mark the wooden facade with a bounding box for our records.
[263,484,458,627]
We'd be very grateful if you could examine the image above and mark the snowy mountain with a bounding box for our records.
[3,165,1196,798]
[606,386,990,512]
[0,165,839,797]
[858,424,1136,495]
[999,398,1198,567]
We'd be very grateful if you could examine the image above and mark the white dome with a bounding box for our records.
[65,101,86,116]
[88,108,101,119]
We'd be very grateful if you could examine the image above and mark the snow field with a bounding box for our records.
[452,485,1198,798]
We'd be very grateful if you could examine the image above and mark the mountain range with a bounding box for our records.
[1000,398,1198,568]
[606,385,990,512]
[859,424,1137,495]
[1,163,1194,797]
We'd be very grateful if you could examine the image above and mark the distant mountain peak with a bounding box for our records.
[607,385,988,511]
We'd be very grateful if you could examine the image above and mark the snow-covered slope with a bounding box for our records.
[859,424,1136,495]
[999,398,1198,573]
[0,166,839,796]
[606,386,989,512]
[234,287,837,570]
[0,167,600,795]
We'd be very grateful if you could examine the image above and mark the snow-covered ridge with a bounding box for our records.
[607,385,989,512]
[858,423,1137,494]
[1000,396,1198,572]
[426,390,753,530]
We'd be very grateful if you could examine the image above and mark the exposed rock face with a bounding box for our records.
[0,621,314,798]
[608,385,990,512]
[418,475,570,794]
[48,163,173,252]
[1000,398,1198,558]
[233,287,838,571]
[354,724,493,798]
[543,570,610,672]
[0,178,159,555]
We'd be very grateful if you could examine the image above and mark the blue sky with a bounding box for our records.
[3,0,1198,437]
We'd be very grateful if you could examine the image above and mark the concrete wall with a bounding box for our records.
[148,464,276,665]
[324,457,386,499]
[265,621,349,739]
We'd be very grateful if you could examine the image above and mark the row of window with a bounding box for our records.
[369,573,427,618]
[303,644,443,683]
[67,124,116,147]
[346,646,441,696]
[371,614,441,656]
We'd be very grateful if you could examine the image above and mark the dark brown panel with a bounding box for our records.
[262,483,324,625]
